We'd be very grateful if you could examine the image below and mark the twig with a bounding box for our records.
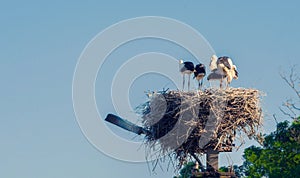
[137,88,263,171]
[280,65,300,98]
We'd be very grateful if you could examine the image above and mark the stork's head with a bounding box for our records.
[179,59,184,64]
[211,55,218,61]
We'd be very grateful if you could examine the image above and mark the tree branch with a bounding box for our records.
[279,106,296,120]
[280,65,300,98]
[273,114,279,124]
[279,65,300,120]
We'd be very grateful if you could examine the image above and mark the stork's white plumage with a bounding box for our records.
[217,56,237,88]
[217,56,233,72]
[179,59,194,91]
[208,55,238,88]
[226,65,238,86]
[209,55,218,71]
[208,55,224,88]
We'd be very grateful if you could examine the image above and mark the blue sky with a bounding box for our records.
[1,1,300,178]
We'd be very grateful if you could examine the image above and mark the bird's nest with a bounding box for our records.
[136,88,263,169]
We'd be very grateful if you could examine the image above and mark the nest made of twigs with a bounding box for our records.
[136,88,263,168]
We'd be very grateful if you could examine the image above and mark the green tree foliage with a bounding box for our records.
[219,165,242,177]
[174,162,197,178]
[240,117,300,178]
[239,68,300,177]
[177,118,300,178]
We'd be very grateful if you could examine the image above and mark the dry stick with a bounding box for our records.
[139,88,263,170]
[280,67,300,98]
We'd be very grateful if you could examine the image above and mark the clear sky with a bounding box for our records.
[1,1,299,178]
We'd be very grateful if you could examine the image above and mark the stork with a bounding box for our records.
[193,63,206,90]
[207,55,225,88]
[208,55,238,88]
[217,56,233,75]
[179,59,194,91]
[217,56,238,88]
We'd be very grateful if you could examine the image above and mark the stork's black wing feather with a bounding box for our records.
[183,61,195,71]
[217,56,232,69]
[195,64,206,74]
[105,114,150,135]
[194,64,206,78]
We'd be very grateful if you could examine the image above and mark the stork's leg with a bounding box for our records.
[188,74,191,91]
[226,76,232,89]
[196,82,200,96]
[182,74,185,91]
[200,79,203,89]
[220,78,223,89]
[226,77,228,89]
[226,81,230,89]
[198,79,203,90]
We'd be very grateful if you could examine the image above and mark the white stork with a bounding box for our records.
[179,59,194,91]
[193,63,206,90]
[207,55,225,88]
[207,55,238,88]
[217,56,238,87]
